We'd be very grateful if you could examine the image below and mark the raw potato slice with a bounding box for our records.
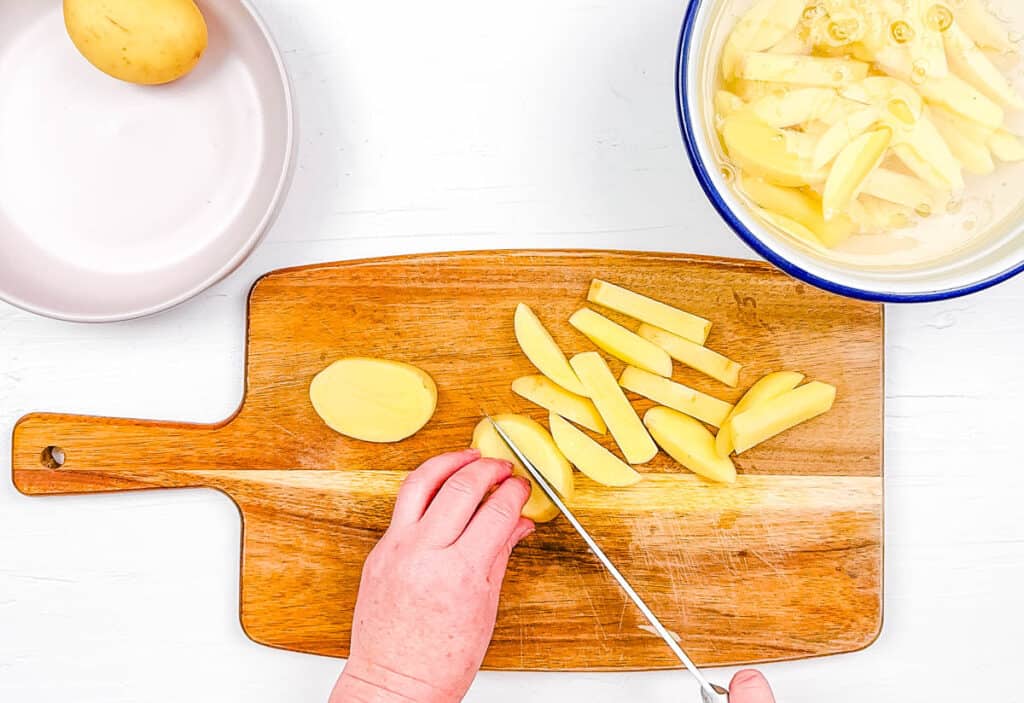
[943,22,1024,110]
[861,168,936,212]
[918,74,1004,129]
[854,196,916,231]
[956,0,1014,53]
[722,112,824,187]
[720,0,807,79]
[715,370,804,457]
[739,175,855,247]
[928,106,996,146]
[549,414,642,488]
[569,308,673,377]
[715,90,746,121]
[737,53,869,87]
[310,358,437,443]
[812,107,879,171]
[757,208,826,247]
[514,303,586,396]
[636,324,742,387]
[894,117,965,191]
[731,381,837,454]
[570,352,658,465]
[588,279,711,344]
[930,108,996,175]
[644,407,737,484]
[511,375,606,434]
[823,127,892,220]
[618,366,734,428]
[748,88,846,128]
[471,415,573,523]
[990,130,1024,162]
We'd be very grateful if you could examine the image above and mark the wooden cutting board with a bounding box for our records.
[12,250,884,671]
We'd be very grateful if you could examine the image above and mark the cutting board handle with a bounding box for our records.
[11,412,231,496]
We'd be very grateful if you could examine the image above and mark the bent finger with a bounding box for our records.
[458,476,532,560]
[390,449,480,527]
[487,516,534,584]
[419,458,514,546]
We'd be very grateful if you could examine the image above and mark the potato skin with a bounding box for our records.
[64,0,209,85]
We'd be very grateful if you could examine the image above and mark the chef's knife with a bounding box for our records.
[485,416,729,703]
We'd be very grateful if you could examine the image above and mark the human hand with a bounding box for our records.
[728,669,776,703]
[331,448,534,703]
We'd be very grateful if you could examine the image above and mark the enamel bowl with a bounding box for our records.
[676,0,1024,302]
[0,0,294,321]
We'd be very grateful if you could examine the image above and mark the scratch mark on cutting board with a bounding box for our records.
[573,563,612,649]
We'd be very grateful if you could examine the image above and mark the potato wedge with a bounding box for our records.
[569,308,672,377]
[636,324,742,387]
[587,279,711,344]
[549,414,642,488]
[715,370,805,456]
[511,375,606,434]
[823,127,892,220]
[723,112,825,187]
[737,53,869,87]
[731,381,837,454]
[310,358,436,443]
[514,303,586,396]
[738,175,855,247]
[471,415,573,523]
[644,407,737,484]
[570,352,657,465]
[943,22,1024,111]
[618,366,733,428]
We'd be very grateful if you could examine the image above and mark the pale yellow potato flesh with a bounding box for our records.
[722,112,825,187]
[731,381,837,454]
[636,324,742,387]
[310,358,437,443]
[618,366,734,428]
[715,370,805,457]
[511,375,606,434]
[549,414,642,488]
[739,175,855,247]
[471,415,573,523]
[514,303,586,396]
[823,127,892,220]
[990,130,1024,163]
[570,352,657,465]
[720,0,807,79]
[64,0,208,85]
[644,407,737,484]
[587,279,711,344]
[569,308,672,377]
[737,53,869,87]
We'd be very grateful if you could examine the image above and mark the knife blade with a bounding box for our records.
[485,415,729,703]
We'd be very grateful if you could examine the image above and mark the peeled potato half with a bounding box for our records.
[310,358,437,443]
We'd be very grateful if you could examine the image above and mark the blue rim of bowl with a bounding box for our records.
[675,0,1024,303]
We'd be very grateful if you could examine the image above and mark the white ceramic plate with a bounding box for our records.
[0,0,294,321]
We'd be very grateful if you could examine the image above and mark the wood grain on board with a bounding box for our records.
[11,250,884,670]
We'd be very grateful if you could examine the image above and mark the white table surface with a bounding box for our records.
[3,1,1023,700]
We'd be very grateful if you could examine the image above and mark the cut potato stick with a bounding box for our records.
[512,375,606,434]
[644,407,737,484]
[549,414,642,488]
[636,324,742,387]
[588,279,711,344]
[619,366,734,428]
[930,108,996,175]
[861,168,937,212]
[943,22,1024,111]
[918,74,1004,129]
[739,175,855,247]
[737,53,869,87]
[715,370,805,457]
[823,127,892,220]
[990,130,1024,163]
[956,0,1014,53]
[720,0,808,79]
[723,112,826,187]
[569,308,672,377]
[514,303,586,396]
[570,352,657,465]
[731,381,837,454]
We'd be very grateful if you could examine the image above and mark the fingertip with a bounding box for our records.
[729,670,774,703]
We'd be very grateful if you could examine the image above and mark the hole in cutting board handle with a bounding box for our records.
[40,446,65,469]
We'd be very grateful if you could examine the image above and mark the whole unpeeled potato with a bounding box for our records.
[64,0,209,85]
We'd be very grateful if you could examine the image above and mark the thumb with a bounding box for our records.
[488,517,534,584]
[729,670,775,703]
